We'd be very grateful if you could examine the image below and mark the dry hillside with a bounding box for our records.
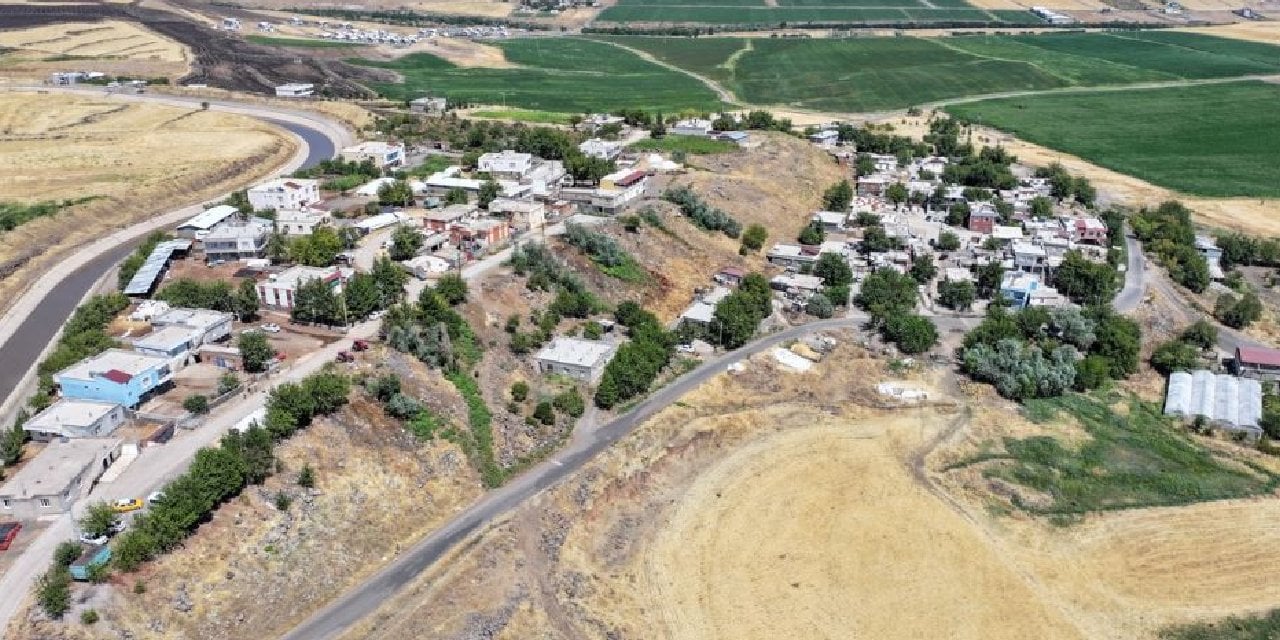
[0,91,295,316]
[0,20,191,82]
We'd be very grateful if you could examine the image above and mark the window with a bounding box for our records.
[1,499,10,509]
[38,498,51,508]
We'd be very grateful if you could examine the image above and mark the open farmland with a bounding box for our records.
[0,20,190,82]
[595,0,1032,25]
[357,38,723,112]
[946,81,1280,197]
[594,31,1280,112]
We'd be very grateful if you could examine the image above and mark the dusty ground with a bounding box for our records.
[0,20,191,82]
[373,37,515,67]
[244,0,514,19]
[11,348,485,640]
[1182,21,1280,44]
[0,91,294,315]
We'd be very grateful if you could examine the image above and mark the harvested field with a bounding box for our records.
[1182,22,1280,45]
[0,20,190,82]
[0,91,294,317]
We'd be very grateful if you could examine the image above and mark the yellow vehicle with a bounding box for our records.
[111,498,144,513]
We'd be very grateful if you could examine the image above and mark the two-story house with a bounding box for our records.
[202,218,272,262]
[55,349,173,408]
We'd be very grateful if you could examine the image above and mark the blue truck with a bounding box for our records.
[69,544,111,581]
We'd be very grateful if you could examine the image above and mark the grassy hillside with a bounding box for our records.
[947,81,1280,198]
[356,38,723,112]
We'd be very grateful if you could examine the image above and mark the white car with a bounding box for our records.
[147,491,165,506]
[79,532,107,545]
[369,310,385,321]
[261,323,281,333]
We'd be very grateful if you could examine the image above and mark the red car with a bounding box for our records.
[352,339,370,352]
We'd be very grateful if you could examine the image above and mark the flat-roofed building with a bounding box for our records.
[534,337,618,384]
[0,438,122,519]
[151,308,233,344]
[23,400,128,441]
[55,349,172,408]
[340,141,405,169]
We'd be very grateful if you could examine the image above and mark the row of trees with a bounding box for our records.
[594,302,676,409]
[290,257,408,327]
[33,292,130,409]
[959,305,1140,400]
[156,278,260,321]
[662,186,742,239]
[111,371,350,571]
[1151,320,1218,375]
[1131,201,1211,293]
[1035,162,1097,207]
[563,222,635,270]
[856,268,938,354]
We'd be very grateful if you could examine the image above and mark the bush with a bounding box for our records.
[936,231,961,251]
[510,381,529,403]
[183,395,209,415]
[595,303,677,409]
[661,186,741,238]
[1151,339,1202,375]
[37,568,71,619]
[533,400,555,425]
[217,373,240,396]
[385,392,423,419]
[961,339,1078,401]
[54,541,81,567]
[806,293,834,319]
[274,492,292,511]
[553,388,585,418]
[81,609,99,625]
[883,314,938,355]
[297,464,315,489]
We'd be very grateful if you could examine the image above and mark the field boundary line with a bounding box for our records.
[927,35,1077,84]
[720,37,753,76]
[1108,30,1280,71]
[582,37,741,104]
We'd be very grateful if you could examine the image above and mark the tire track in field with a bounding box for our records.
[584,37,741,104]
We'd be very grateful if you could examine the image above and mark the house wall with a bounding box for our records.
[0,446,120,519]
[57,370,165,408]
[536,359,601,384]
[26,407,128,442]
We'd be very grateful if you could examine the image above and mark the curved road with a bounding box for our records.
[0,92,344,425]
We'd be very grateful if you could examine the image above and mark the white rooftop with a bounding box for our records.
[179,205,238,231]
[57,349,169,381]
[992,225,1024,241]
[1012,241,1046,257]
[25,399,122,432]
[153,307,229,331]
[535,337,616,369]
[134,325,201,351]
[1164,370,1262,430]
[270,265,352,290]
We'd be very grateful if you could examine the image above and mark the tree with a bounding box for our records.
[741,224,768,253]
[856,268,919,323]
[938,279,976,311]
[389,225,424,261]
[434,273,468,306]
[1029,196,1054,218]
[553,388,585,418]
[822,180,853,212]
[1074,354,1111,391]
[975,261,1005,299]
[1089,308,1141,378]
[806,293,834,319]
[217,372,240,396]
[945,201,970,227]
[55,541,82,567]
[445,187,469,205]
[1151,339,1202,375]
[343,272,381,320]
[936,231,961,252]
[813,252,853,288]
[1181,320,1218,351]
[290,227,342,267]
[883,314,938,354]
[376,179,413,207]
[298,464,315,489]
[234,278,259,322]
[1,413,27,466]
[961,339,1078,400]
[886,182,908,207]
[371,256,408,307]
[649,111,666,137]
[239,330,273,373]
[583,321,603,340]
[291,277,344,326]
[533,400,555,425]
[860,225,900,254]
[1216,291,1263,329]
[478,180,501,209]
[798,222,824,246]
[37,568,71,619]
[81,502,119,538]
[909,254,937,285]
[183,395,209,415]
[1053,250,1118,306]
[510,381,529,403]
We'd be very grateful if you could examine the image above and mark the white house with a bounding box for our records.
[176,205,238,238]
[274,83,314,98]
[477,150,533,180]
[258,266,353,309]
[579,138,622,161]
[340,141,405,169]
[23,400,128,441]
[202,218,272,262]
[247,178,321,212]
[132,325,204,368]
[671,118,713,137]
[534,337,618,384]
[151,308,234,344]
[275,208,331,236]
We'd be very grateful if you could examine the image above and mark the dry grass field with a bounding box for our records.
[1183,21,1280,45]
[0,91,294,315]
[0,20,190,82]
[338,338,1280,640]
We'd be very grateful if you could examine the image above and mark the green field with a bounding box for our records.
[629,135,740,154]
[245,35,366,48]
[355,38,722,112]
[957,394,1280,516]
[598,32,1280,112]
[468,108,574,124]
[596,4,1016,23]
[946,81,1280,198]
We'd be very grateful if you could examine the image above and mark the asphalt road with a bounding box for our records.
[0,119,333,418]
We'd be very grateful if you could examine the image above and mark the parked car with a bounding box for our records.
[369,310,385,321]
[79,532,108,546]
[261,323,281,333]
[110,498,144,513]
[352,339,369,352]
[147,491,165,506]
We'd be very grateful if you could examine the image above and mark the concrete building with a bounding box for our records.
[257,266,353,309]
[248,178,321,212]
[811,211,847,233]
[534,337,618,384]
[1236,346,1280,379]
[678,287,732,328]
[477,150,533,180]
[55,349,172,408]
[579,138,622,161]
[968,204,999,235]
[999,272,1045,309]
[131,325,204,367]
[0,438,122,519]
[340,141,405,169]
[176,205,238,238]
[202,218,271,262]
[1067,217,1108,244]
[670,118,713,137]
[487,198,547,230]
[274,208,331,236]
[23,400,128,441]
[410,96,447,114]
[424,203,479,233]
[152,308,233,344]
[1012,241,1049,273]
[1164,370,1262,436]
[274,83,314,98]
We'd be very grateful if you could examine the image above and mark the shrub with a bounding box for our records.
[553,388,585,418]
[81,609,99,625]
[54,541,81,567]
[297,464,315,489]
[183,395,209,415]
[661,186,741,238]
[385,392,423,419]
[37,568,71,619]
[806,293,834,319]
[510,381,529,403]
[274,492,292,511]
[533,400,556,425]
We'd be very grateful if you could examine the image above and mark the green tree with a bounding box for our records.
[389,225,424,261]
[1,413,27,466]
[1216,291,1263,329]
[1029,196,1053,218]
[1150,339,1202,375]
[975,261,1005,299]
[1089,308,1141,379]
[533,400,555,425]
[183,395,209,415]
[1053,250,1118,306]
[234,278,259,322]
[434,273,468,306]
[822,179,853,212]
[81,609,100,625]
[510,381,529,403]
[741,223,768,253]
[909,254,937,285]
[813,252,853,287]
[217,372,240,396]
[1074,354,1111,391]
[798,222,824,246]
[81,502,118,538]
[238,330,273,373]
[860,225,900,254]
[883,314,938,354]
[291,277,344,326]
[583,321,603,340]
[377,179,414,207]
[806,293,834,319]
[37,568,71,619]
[857,268,919,323]
[886,182,908,207]
[936,231,961,252]
[290,226,342,267]
[297,464,315,489]
[343,272,381,320]
[478,180,501,209]
[553,388,585,418]
[55,541,82,566]
[1181,320,1218,351]
[938,279,976,311]
[371,256,408,307]
[445,187,469,205]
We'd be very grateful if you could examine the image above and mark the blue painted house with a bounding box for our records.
[999,271,1042,310]
[55,349,172,408]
